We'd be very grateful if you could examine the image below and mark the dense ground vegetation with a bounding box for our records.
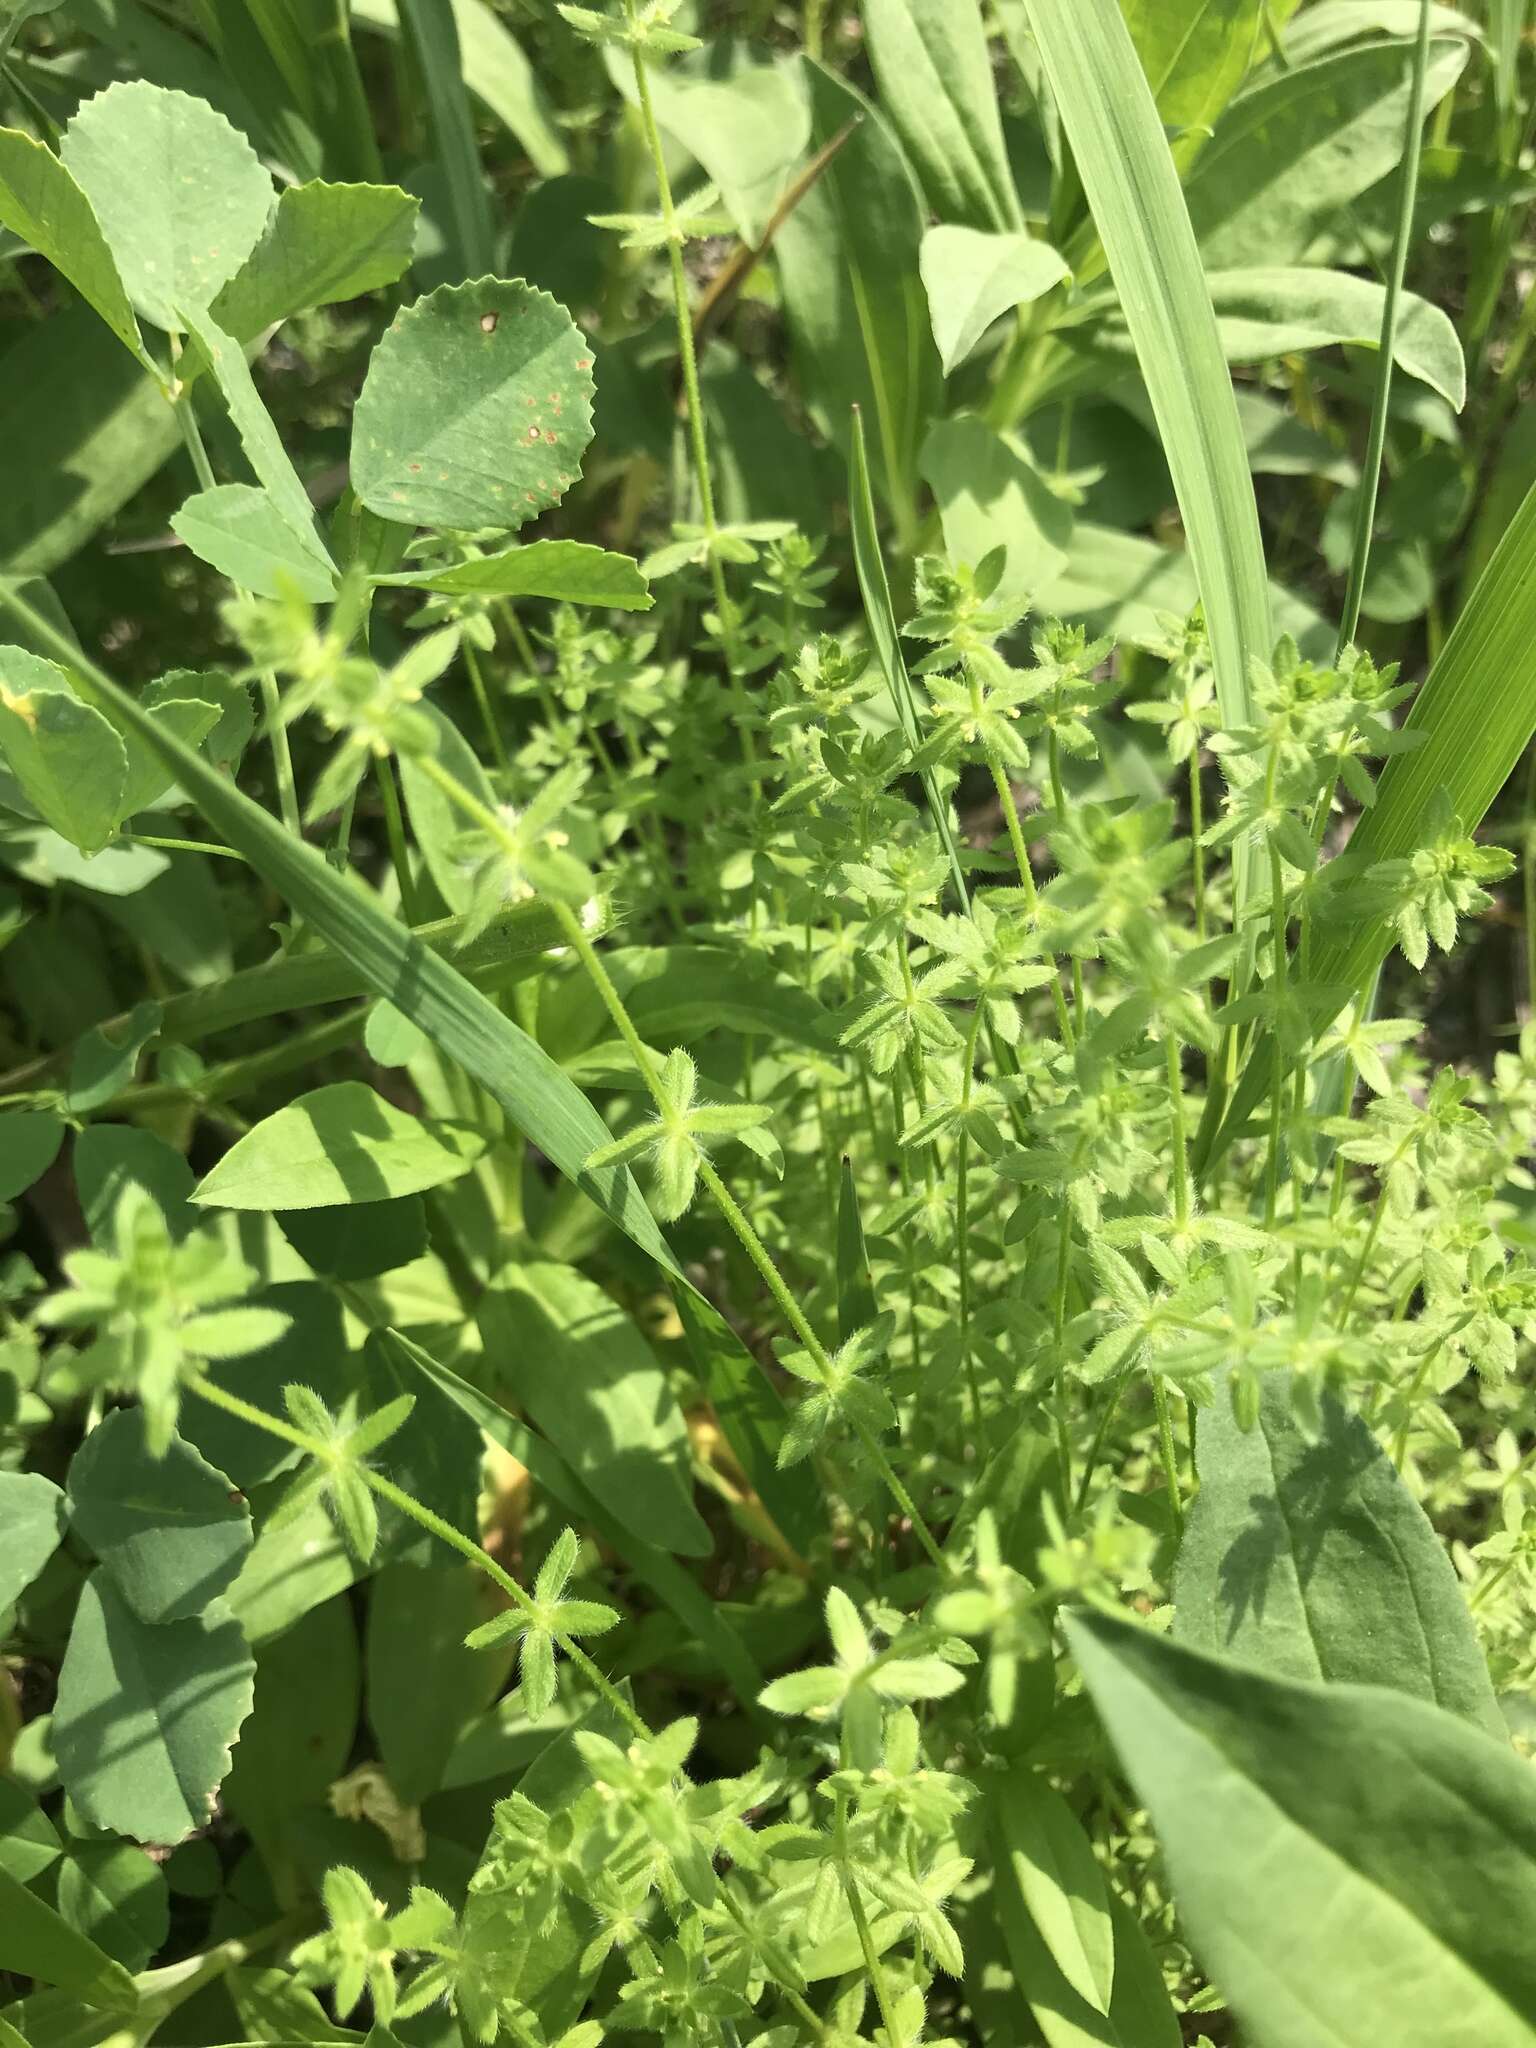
[2,1,1536,2044]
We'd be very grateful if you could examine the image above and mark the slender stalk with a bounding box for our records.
[185,1369,650,1739]
[625,7,747,707]
[956,996,989,1436]
[1189,749,1207,942]
[373,753,423,921]
[463,639,510,774]
[834,1787,906,2048]
[1334,0,1435,657]
[121,833,245,861]
[170,369,302,835]
[1166,1032,1191,1228]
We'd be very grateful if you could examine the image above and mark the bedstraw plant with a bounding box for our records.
[2,3,1536,2047]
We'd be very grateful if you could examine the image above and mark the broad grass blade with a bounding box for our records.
[1021,0,1270,879]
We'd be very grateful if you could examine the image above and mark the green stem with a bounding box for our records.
[373,752,422,920]
[986,748,1075,1048]
[121,833,245,861]
[834,1787,906,2048]
[463,639,509,774]
[956,996,988,1437]
[1166,1031,1190,1228]
[416,753,956,1568]
[627,15,747,708]
[1152,1375,1185,1537]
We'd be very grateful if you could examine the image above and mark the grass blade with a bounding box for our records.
[396,0,496,279]
[0,583,678,1276]
[1335,0,1437,655]
[1020,0,1270,863]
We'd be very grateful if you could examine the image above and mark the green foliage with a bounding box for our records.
[2,8,1535,2048]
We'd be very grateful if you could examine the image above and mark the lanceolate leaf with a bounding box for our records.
[350,279,596,531]
[1203,268,1465,407]
[1021,0,1268,915]
[862,0,1022,231]
[0,600,680,1275]
[59,82,274,331]
[378,537,652,610]
[1068,1609,1536,2048]
[1176,1375,1501,1736]
[775,63,937,541]
[1185,37,1469,267]
[477,1260,710,1558]
[1120,0,1265,143]
[990,1771,1115,2016]
[986,1768,1181,2048]
[0,128,153,371]
[54,1578,256,1844]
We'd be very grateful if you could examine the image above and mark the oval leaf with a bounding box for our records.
[54,1577,256,1844]
[59,81,274,330]
[1176,1373,1501,1735]
[351,278,596,530]
[0,647,127,855]
[210,177,420,340]
[379,537,652,609]
[66,1408,253,1625]
[0,1470,67,1610]
[919,224,1069,376]
[1068,1609,1536,2048]
[171,484,340,602]
[191,1080,486,1210]
[0,1107,65,1201]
